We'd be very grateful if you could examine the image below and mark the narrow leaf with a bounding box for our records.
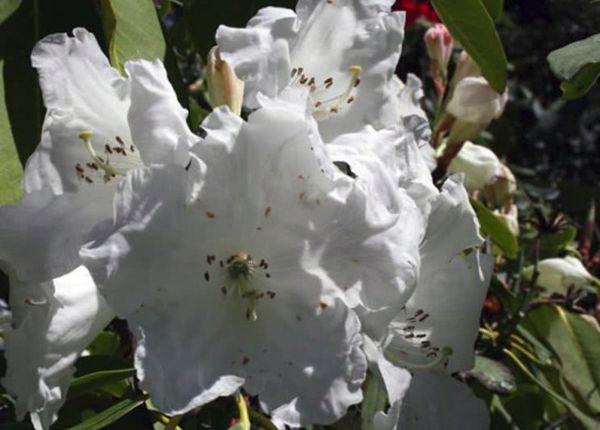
[66,395,147,430]
[432,0,507,92]
[470,198,519,258]
[67,368,135,400]
[481,0,504,21]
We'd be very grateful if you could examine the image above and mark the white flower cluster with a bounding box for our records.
[0,1,493,429]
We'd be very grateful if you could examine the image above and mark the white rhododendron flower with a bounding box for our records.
[0,28,198,284]
[369,176,493,429]
[2,266,113,430]
[81,97,425,427]
[386,176,494,373]
[0,28,198,429]
[524,256,597,295]
[216,0,406,140]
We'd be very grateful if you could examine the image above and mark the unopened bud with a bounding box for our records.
[446,77,508,142]
[206,46,244,116]
[424,24,453,71]
[484,163,517,209]
[451,51,481,84]
[448,141,501,191]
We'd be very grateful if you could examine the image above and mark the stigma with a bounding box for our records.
[206,252,274,322]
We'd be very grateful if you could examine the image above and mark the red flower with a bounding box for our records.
[393,0,439,27]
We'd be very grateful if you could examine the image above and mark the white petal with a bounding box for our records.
[2,266,114,430]
[395,74,435,170]
[387,252,494,373]
[386,176,491,372]
[397,372,490,430]
[217,7,297,108]
[0,184,115,283]
[125,60,200,167]
[83,104,419,425]
[327,125,437,216]
[28,28,131,194]
[218,2,406,140]
[421,175,483,269]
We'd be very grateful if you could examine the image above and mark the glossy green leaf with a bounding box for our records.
[432,0,507,92]
[523,305,600,413]
[99,0,166,73]
[468,356,516,394]
[66,395,148,430]
[548,33,600,80]
[361,372,388,430]
[560,62,600,99]
[470,198,519,258]
[548,33,600,99]
[481,0,504,21]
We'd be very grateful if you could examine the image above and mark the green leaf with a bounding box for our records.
[361,372,388,430]
[560,62,600,99]
[432,0,507,92]
[468,356,516,394]
[470,198,519,258]
[523,306,600,413]
[0,59,22,205]
[548,33,600,99]
[539,226,577,255]
[480,0,504,21]
[66,395,148,430]
[99,0,166,73]
[67,368,135,400]
[548,33,600,80]
[87,331,122,356]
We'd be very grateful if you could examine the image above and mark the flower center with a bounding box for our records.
[289,65,362,119]
[206,252,274,322]
[75,131,143,184]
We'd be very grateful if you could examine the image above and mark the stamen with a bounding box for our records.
[290,65,362,118]
[77,131,143,184]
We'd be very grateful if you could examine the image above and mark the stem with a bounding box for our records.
[165,414,183,430]
[249,410,278,430]
[234,391,251,430]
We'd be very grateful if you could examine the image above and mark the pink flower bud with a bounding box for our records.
[424,24,453,70]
